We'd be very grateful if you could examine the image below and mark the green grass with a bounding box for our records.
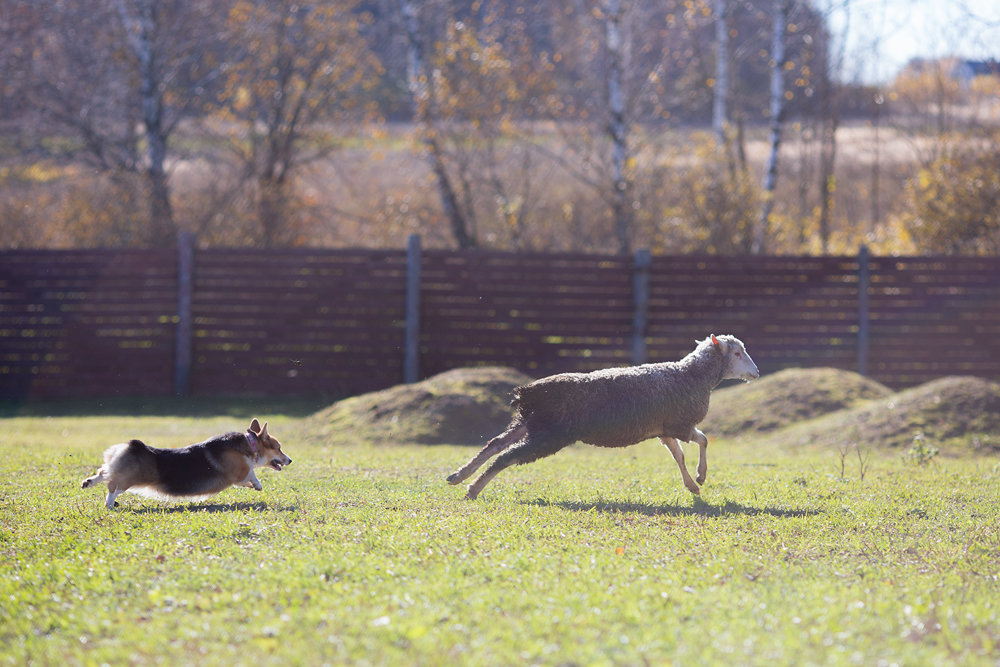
[2,404,1000,665]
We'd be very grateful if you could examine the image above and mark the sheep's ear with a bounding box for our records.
[711,334,720,347]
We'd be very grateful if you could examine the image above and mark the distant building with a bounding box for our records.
[949,60,1000,89]
[897,57,1000,91]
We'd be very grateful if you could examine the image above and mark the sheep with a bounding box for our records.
[446,334,759,500]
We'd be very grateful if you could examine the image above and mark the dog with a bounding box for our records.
[81,419,291,509]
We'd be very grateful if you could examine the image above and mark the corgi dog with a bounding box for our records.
[81,419,291,509]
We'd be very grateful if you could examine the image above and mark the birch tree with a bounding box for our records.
[756,0,791,254]
[603,0,633,254]
[113,0,174,245]
[27,0,224,246]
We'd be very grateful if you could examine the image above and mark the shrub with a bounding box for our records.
[903,432,939,466]
[902,141,1000,254]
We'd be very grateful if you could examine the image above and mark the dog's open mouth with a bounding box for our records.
[270,460,284,471]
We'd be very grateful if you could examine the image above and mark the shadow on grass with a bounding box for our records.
[127,501,299,514]
[527,496,820,519]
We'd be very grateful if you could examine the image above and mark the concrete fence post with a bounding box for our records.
[857,244,870,377]
[173,231,195,396]
[404,234,422,383]
[632,249,652,365]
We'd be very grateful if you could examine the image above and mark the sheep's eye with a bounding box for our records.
[735,351,742,358]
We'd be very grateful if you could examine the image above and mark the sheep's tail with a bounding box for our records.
[510,382,548,420]
[510,391,524,418]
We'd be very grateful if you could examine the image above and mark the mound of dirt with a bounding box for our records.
[704,367,893,437]
[310,366,532,446]
[780,376,1000,452]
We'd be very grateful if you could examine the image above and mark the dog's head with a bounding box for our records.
[249,418,292,471]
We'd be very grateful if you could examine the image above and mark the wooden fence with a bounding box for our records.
[2,236,999,400]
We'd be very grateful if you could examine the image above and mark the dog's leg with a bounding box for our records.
[105,488,122,509]
[81,466,109,489]
[245,469,263,491]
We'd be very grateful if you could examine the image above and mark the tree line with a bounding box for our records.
[1,0,998,254]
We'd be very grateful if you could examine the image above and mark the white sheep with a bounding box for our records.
[447,334,759,499]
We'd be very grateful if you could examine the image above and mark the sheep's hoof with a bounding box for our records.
[446,472,462,485]
[686,482,701,494]
[696,474,706,485]
[464,486,480,501]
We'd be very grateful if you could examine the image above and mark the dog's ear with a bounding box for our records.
[249,418,261,434]
[260,421,269,438]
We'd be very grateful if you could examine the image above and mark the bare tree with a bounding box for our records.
[537,0,676,254]
[25,0,225,246]
[0,0,40,139]
[814,0,850,253]
[391,0,556,251]
[113,0,174,244]
[397,0,477,249]
[213,0,380,246]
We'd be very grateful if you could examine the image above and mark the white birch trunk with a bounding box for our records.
[756,0,789,254]
[114,0,174,245]
[604,0,631,254]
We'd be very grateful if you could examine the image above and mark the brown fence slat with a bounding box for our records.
[2,245,1000,399]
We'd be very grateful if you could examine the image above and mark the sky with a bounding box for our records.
[826,0,1000,84]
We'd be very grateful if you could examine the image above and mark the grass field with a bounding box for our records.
[2,401,1000,665]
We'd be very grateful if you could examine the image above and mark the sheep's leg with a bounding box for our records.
[659,436,700,495]
[465,432,569,500]
[447,422,527,485]
[689,427,709,485]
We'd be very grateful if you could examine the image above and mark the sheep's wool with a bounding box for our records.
[514,336,738,446]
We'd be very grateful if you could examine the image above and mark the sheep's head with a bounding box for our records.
[710,334,760,382]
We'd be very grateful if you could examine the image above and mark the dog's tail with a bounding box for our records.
[106,440,143,463]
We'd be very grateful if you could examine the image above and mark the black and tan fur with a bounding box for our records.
[81,419,291,509]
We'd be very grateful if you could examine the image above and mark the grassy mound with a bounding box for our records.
[704,367,893,437]
[309,364,1000,454]
[778,376,1000,452]
[310,366,532,446]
